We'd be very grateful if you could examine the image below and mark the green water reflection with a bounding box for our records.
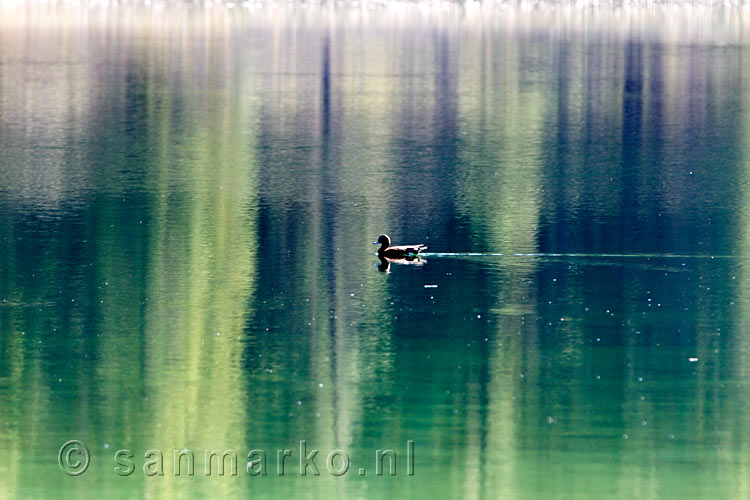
[2,3,750,499]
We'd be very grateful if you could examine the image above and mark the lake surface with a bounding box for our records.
[2,2,750,499]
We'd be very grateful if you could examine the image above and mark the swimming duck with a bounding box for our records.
[373,234,427,259]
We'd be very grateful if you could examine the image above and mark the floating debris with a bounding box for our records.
[424,284,438,288]
[688,357,699,362]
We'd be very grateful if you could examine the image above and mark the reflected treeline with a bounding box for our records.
[1,3,750,499]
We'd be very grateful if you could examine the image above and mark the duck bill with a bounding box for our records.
[373,241,378,245]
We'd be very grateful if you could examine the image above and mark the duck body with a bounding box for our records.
[374,234,427,259]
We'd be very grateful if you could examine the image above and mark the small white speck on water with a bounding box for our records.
[318,383,324,387]
[623,434,629,440]
[689,357,699,362]
[350,293,355,297]
[668,434,675,440]
[638,377,643,382]
[296,400,302,406]
[641,420,647,426]
[104,443,110,449]
[424,284,438,288]
[477,314,481,319]
[216,332,220,336]
[546,416,555,424]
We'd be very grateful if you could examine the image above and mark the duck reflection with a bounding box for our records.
[376,255,426,273]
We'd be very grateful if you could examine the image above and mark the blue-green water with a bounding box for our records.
[2,2,750,499]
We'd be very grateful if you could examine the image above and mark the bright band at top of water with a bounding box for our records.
[2,0,750,46]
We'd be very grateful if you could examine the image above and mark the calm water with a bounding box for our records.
[2,2,750,499]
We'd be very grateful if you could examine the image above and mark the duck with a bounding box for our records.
[373,234,427,259]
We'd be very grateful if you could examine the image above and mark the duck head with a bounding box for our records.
[373,234,391,250]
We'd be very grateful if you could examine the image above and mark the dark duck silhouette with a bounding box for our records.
[373,234,427,259]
